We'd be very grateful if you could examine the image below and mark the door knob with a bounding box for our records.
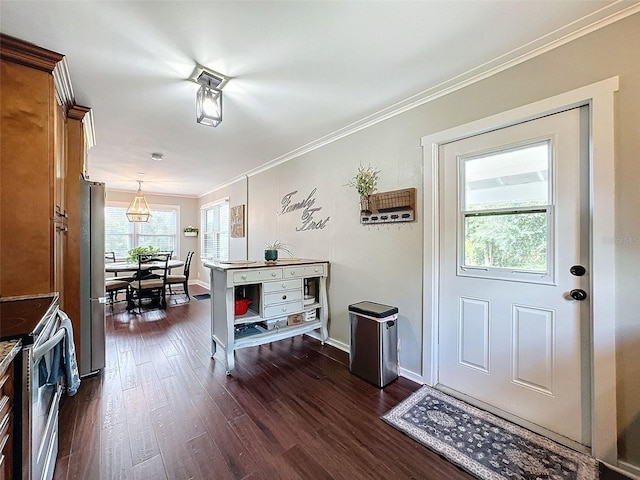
[570,265,586,276]
[570,289,587,301]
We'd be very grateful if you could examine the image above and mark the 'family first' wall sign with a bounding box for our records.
[279,188,330,231]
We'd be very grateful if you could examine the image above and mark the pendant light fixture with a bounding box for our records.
[126,180,152,222]
[191,65,229,128]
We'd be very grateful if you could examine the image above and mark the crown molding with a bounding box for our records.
[106,187,198,199]
[0,33,63,72]
[53,58,75,111]
[83,109,96,150]
[242,2,640,180]
[67,104,90,121]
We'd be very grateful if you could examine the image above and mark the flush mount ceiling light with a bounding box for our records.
[126,180,152,222]
[150,152,164,161]
[190,65,229,128]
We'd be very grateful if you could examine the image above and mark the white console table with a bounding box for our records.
[203,259,329,373]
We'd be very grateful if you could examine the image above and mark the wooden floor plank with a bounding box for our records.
[122,385,161,466]
[186,432,235,480]
[101,423,134,480]
[132,454,167,480]
[56,286,476,479]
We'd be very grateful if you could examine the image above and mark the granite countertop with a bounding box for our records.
[204,258,328,271]
[0,339,21,374]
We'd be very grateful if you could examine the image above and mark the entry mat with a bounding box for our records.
[193,293,210,300]
[381,385,597,480]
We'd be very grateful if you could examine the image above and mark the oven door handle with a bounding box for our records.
[32,328,66,363]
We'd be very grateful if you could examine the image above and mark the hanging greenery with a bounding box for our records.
[345,164,380,198]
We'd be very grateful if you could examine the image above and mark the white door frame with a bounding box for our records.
[421,77,618,464]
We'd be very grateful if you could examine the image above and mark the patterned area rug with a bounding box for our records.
[382,386,598,480]
[193,293,210,300]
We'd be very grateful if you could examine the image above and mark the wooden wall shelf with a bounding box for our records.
[361,187,416,224]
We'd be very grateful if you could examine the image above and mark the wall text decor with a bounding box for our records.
[279,188,330,232]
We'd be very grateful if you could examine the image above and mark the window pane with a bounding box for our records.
[105,207,133,258]
[138,235,175,253]
[105,205,177,258]
[138,210,175,235]
[464,142,550,211]
[201,201,229,261]
[464,211,547,271]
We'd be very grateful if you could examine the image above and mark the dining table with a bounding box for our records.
[106,259,185,277]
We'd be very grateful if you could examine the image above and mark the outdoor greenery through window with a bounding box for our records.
[461,141,551,273]
[201,200,229,261]
[105,205,179,259]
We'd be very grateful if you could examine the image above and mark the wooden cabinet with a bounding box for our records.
[205,260,329,373]
[0,39,62,298]
[0,34,94,372]
[0,340,21,480]
[0,35,93,312]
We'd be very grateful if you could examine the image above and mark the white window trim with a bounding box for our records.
[457,139,555,284]
[421,77,618,463]
[200,198,230,261]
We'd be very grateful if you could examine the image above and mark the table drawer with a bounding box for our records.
[233,268,282,284]
[263,279,302,293]
[283,264,325,278]
[304,264,325,276]
[264,289,303,306]
[264,301,303,318]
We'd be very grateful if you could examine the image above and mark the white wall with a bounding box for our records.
[195,14,640,468]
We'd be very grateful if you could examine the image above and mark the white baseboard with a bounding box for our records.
[615,461,640,479]
[399,367,424,385]
[306,333,423,386]
[192,279,209,289]
[305,331,350,353]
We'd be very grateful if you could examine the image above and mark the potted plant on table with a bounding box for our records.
[264,241,293,263]
[127,245,160,263]
[345,164,380,214]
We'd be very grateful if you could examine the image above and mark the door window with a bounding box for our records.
[458,140,554,283]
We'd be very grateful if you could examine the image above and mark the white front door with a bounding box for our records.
[438,107,590,446]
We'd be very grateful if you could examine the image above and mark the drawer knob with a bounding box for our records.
[282,307,287,312]
[290,271,295,275]
[282,294,287,300]
[314,268,319,272]
[271,272,276,277]
[282,283,286,287]
[241,274,247,280]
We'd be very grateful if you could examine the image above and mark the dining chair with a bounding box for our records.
[105,278,129,308]
[126,253,171,313]
[166,251,194,301]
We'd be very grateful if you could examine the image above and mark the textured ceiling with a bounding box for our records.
[1,1,636,196]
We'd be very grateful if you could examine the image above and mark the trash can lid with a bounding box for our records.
[348,301,398,318]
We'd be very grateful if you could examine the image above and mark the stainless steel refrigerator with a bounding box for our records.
[79,180,106,376]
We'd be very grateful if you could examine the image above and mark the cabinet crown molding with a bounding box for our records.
[0,33,63,72]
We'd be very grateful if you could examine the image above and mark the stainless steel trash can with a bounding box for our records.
[348,301,399,388]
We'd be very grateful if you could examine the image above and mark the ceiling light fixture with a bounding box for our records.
[126,180,152,223]
[191,65,229,128]
[150,152,164,161]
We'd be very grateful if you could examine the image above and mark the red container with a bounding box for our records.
[234,298,252,316]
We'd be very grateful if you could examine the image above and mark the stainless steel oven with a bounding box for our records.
[0,293,65,480]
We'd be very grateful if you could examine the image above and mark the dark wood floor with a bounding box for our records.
[53,286,629,480]
[53,286,475,480]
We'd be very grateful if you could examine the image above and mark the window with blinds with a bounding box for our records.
[201,200,229,261]
[105,205,179,259]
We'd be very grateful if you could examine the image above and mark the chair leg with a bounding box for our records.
[184,281,190,301]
